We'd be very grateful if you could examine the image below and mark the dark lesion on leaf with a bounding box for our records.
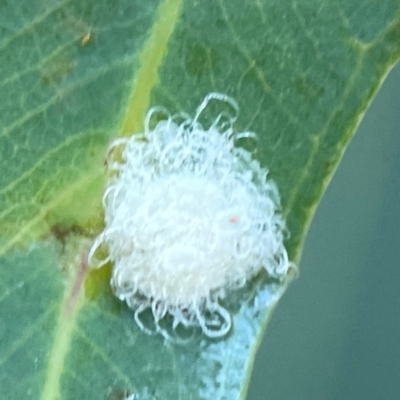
[107,387,134,400]
[47,223,87,247]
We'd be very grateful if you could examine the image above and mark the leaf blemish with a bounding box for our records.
[89,93,295,339]
[64,250,89,316]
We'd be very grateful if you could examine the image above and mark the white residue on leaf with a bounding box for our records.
[89,93,294,338]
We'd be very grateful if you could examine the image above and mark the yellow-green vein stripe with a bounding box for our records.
[120,0,183,135]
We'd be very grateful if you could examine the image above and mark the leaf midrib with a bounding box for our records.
[38,1,183,399]
[120,0,183,136]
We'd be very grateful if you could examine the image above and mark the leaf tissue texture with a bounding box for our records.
[0,0,399,399]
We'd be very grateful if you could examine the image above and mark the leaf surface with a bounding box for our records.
[1,1,400,399]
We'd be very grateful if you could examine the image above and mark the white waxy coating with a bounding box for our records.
[89,93,291,338]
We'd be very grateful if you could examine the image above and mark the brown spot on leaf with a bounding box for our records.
[48,223,86,246]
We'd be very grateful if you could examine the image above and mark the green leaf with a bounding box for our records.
[1,1,399,399]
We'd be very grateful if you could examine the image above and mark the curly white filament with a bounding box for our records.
[89,93,292,338]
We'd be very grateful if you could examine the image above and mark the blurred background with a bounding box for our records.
[248,62,400,400]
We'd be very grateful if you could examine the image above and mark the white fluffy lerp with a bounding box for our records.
[89,93,292,338]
